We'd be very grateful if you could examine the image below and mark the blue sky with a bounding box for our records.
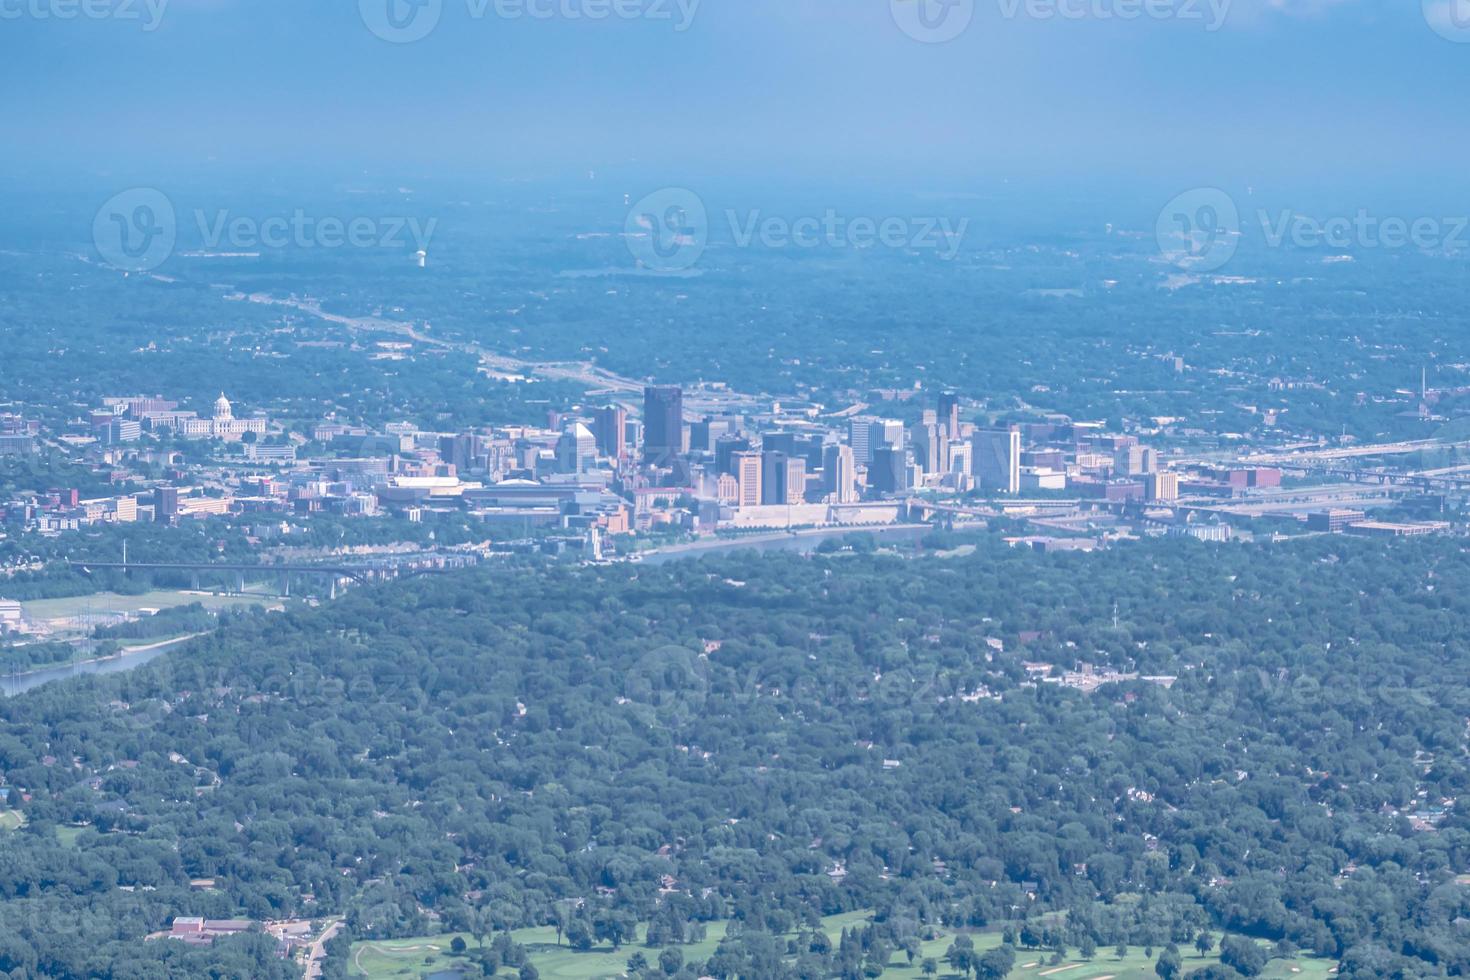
[1,0,1467,207]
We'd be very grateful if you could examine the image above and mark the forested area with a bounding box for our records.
[1,536,1470,977]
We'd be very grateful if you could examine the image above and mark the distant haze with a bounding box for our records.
[1,0,1465,209]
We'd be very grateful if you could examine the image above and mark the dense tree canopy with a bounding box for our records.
[1,535,1470,976]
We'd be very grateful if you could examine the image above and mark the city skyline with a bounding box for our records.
[2,5,1467,976]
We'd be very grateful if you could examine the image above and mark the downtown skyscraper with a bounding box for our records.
[642,386,684,466]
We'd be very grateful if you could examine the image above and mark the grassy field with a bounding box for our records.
[22,590,269,625]
[349,909,1338,979]
[54,824,88,847]
[0,809,24,831]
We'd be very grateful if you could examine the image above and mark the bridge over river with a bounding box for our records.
[67,556,475,598]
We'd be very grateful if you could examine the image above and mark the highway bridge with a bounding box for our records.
[1198,438,1470,467]
[908,498,1090,522]
[68,556,475,598]
[1177,437,1470,492]
[1264,463,1470,492]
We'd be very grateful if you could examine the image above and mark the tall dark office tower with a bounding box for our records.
[796,434,825,469]
[593,405,627,459]
[154,486,180,524]
[973,426,1021,494]
[761,431,797,456]
[642,386,684,466]
[691,415,743,453]
[439,434,474,473]
[868,447,906,494]
[760,452,806,505]
[690,418,713,454]
[715,435,752,475]
[938,391,961,440]
[761,451,787,505]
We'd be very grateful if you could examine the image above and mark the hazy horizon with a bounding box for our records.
[3,0,1469,204]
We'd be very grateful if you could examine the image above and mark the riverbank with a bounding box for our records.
[0,632,207,697]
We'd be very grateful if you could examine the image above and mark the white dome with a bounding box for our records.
[213,393,233,420]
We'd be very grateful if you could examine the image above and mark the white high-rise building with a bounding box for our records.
[823,444,858,503]
[880,419,905,453]
[557,422,598,473]
[734,451,763,508]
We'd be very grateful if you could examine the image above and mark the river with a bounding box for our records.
[1,634,202,697]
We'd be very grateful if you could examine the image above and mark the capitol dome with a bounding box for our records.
[213,393,233,420]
